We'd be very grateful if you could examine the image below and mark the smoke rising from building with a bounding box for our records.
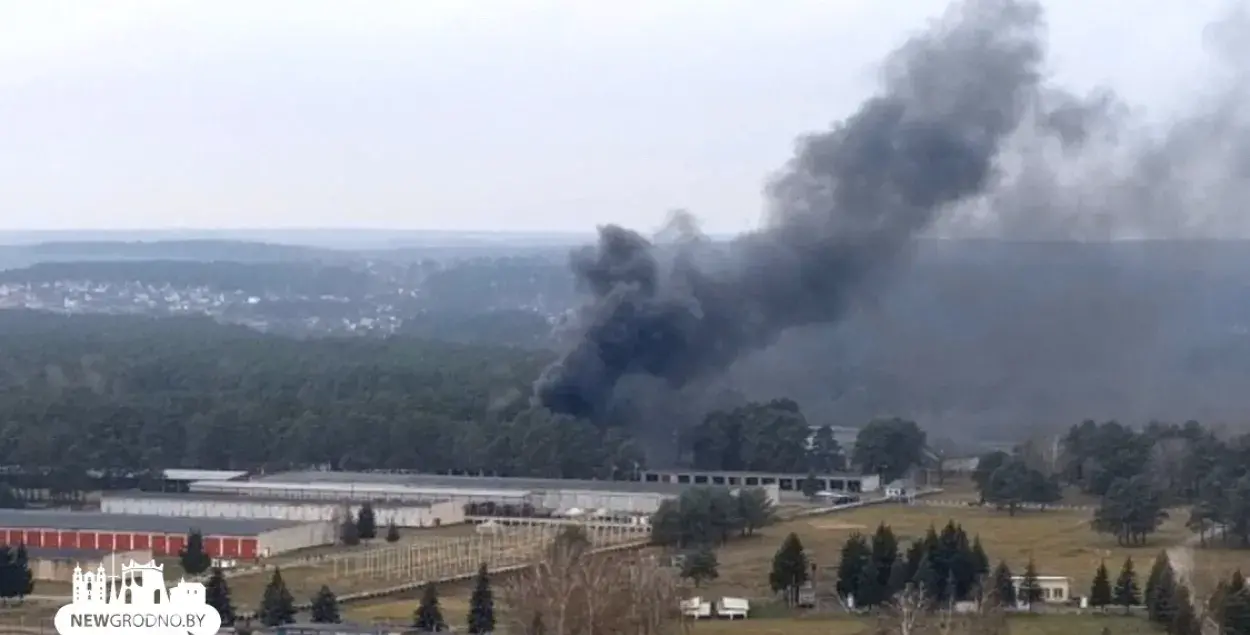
[536,0,1250,440]
[536,0,1062,419]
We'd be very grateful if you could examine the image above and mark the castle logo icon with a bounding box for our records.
[54,559,221,635]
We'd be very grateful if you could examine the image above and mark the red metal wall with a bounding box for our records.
[0,529,257,558]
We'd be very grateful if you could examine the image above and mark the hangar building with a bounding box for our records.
[0,509,334,559]
[101,491,465,527]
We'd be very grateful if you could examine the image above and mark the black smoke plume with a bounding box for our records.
[536,0,1059,419]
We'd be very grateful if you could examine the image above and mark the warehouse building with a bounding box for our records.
[189,471,748,515]
[101,491,465,527]
[0,509,334,559]
[24,547,152,582]
[639,469,880,495]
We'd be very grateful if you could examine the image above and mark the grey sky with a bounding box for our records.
[0,0,1231,233]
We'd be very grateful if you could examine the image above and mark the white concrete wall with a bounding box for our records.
[36,549,153,582]
[100,496,461,527]
[859,475,882,493]
[532,490,670,514]
[256,522,336,557]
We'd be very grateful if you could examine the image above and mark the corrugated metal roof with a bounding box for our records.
[163,469,248,482]
[251,471,688,495]
[104,490,447,508]
[0,509,307,535]
[191,480,531,498]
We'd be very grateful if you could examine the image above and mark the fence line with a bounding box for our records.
[911,499,1096,512]
[236,523,652,619]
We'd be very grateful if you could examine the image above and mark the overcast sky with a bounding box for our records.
[0,0,1233,234]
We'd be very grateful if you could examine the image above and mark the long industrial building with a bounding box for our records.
[0,509,334,558]
[639,469,881,494]
[188,470,770,515]
[101,491,465,527]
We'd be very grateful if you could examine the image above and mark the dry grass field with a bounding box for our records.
[346,579,475,625]
[691,501,1250,601]
[255,495,1250,627]
[681,614,1145,635]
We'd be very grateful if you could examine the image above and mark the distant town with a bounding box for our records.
[0,279,406,336]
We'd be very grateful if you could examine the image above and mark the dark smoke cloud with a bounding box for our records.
[535,0,1059,419]
[720,2,1250,444]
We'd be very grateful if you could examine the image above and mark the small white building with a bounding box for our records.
[884,479,914,500]
[717,597,749,619]
[1011,575,1072,605]
[680,597,713,619]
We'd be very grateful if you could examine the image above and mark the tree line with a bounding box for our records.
[0,312,941,505]
[683,402,929,481]
[0,312,647,487]
[974,419,1250,548]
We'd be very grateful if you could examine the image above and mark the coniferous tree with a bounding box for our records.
[1149,558,1178,626]
[1018,559,1042,610]
[259,568,296,627]
[887,557,910,597]
[969,536,990,584]
[1146,551,1172,619]
[1170,583,1200,635]
[835,533,871,600]
[912,553,938,600]
[339,515,360,546]
[1089,561,1113,608]
[769,532,809,606]
[989,561,1016,608]
[0,546,15,601]
[681,544,719,587]
[385,520,401,543]
[1223,586,1250,635]
[310,585,340,624]
[414,583,445,632]
[870,523,899,587]
[855,558,884,609]
[903,539,926,580]
[179,530,213,575]
[467,563,495,635]
[357,503,378,540]
[204,568,235,626]
[1113,557,1141,614]
[11,545,32,600]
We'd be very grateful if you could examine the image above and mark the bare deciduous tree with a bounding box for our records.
[501,542,687,635]
[873,583,1008,635]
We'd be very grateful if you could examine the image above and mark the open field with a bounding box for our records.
[691,502,1250,601]
[680,614,1147,635]
[926,476,1102,508]
[346,579,474,625]
[346,601,1150,634]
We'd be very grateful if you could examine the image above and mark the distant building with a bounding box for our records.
[884,479,914,501]
[1011,575,1071,605]
[942,456,981,474]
